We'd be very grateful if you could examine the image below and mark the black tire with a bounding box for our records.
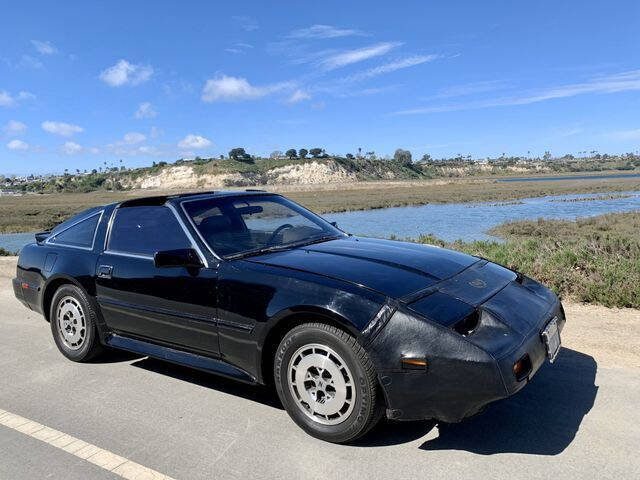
[274,322,384,443]
[49,284,104,362]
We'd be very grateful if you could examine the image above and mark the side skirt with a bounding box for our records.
[106,334,257,384]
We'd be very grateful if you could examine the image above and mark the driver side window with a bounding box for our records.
[108,206,191,256]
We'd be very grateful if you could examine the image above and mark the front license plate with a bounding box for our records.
[541,316,561,363]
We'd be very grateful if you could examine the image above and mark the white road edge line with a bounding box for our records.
[0,408,175,480]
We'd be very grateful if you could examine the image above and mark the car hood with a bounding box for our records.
[246,237,481,298]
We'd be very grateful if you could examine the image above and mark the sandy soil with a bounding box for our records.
[2,256,637,369]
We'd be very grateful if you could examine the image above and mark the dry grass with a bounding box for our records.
[1,176,639,233]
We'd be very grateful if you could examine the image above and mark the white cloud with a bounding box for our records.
[134,102,157,119]
[99,60,153,87]
[61,141,82,155]
[202,75,292,102]
[321,42,402,70]
[41,121,83,137]
[231,16,259,31]
[288,25,364,39]
[394,69,640,115]
[31,40,58,55]
[123,132,146,144]
[344,55,439,82]
[7,139,29,150]
[178,134,212,149]
[3,120,27,136]
[286,89,312,103]
[0,90,36,107]
[0,91,13,107]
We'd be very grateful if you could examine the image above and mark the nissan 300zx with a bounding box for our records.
[13,191,565,443]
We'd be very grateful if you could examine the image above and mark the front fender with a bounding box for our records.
[217,260,386,383]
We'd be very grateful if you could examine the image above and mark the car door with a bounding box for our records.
[95,204,219,356]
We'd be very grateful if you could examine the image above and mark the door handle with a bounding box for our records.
[97,265,113,279]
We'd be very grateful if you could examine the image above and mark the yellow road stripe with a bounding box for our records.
[0,408,175,480]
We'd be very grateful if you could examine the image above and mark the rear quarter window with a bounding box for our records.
[48,212,101,249]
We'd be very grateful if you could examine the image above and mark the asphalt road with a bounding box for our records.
[1,274,639,480]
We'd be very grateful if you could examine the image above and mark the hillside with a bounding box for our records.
[4,153,639,194]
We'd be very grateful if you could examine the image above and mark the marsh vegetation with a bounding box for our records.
[415,211,640,308]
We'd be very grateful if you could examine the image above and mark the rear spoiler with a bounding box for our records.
[35,231,51,243]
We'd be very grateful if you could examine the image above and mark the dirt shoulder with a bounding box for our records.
[2,256,637,369]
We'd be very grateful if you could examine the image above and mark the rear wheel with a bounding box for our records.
[50,284,103,362]
[274,322,383,443]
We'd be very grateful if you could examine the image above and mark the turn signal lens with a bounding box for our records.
[513,354,532,381]
[401,357,428,371]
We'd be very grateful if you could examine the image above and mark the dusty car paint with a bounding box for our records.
[13,191,564,423]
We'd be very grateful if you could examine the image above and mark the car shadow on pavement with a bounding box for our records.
[418,347,598,455]
[130,357,285,410]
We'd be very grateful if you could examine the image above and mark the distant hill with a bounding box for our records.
[3,153,639,194]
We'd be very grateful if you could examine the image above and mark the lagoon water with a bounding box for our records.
[497,173,640,182]
[324,191,640,242]
[1,191,639,253]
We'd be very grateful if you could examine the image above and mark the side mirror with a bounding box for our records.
[154,248,203,269]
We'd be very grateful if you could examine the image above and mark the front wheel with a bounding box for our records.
[274,323,383,443]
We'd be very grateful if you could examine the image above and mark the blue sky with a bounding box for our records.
[1,0,640,175]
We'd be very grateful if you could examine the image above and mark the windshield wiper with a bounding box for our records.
[224,234,343,260]
[292,234,343,248]
[224,244,291,260]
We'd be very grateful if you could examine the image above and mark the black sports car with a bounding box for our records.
[13,191,565,443]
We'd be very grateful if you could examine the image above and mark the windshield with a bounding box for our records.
[181,194,344,258]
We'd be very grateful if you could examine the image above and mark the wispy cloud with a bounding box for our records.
[201,75,292,102]
[42,121,83,137]
[17,55,44,69]
[288,24,364,39]
[424,80,510,100]
[286,89,311,103]
[336,85,401,98]
[100,60,153,87]
[0,90,35,107]
[225,42,254,54]
[3,120,27,136]
[7,139,29,151]
[231,16,259,31]
[609,128,640,140]
[394,70,640,115]
[134,102,157,119]
[343,55,438,82]
[321,42,402,70]
[31,40,58,55]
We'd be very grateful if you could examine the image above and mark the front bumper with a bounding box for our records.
[368,299,565,423]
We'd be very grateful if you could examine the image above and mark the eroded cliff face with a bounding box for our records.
[124,160,358,190]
